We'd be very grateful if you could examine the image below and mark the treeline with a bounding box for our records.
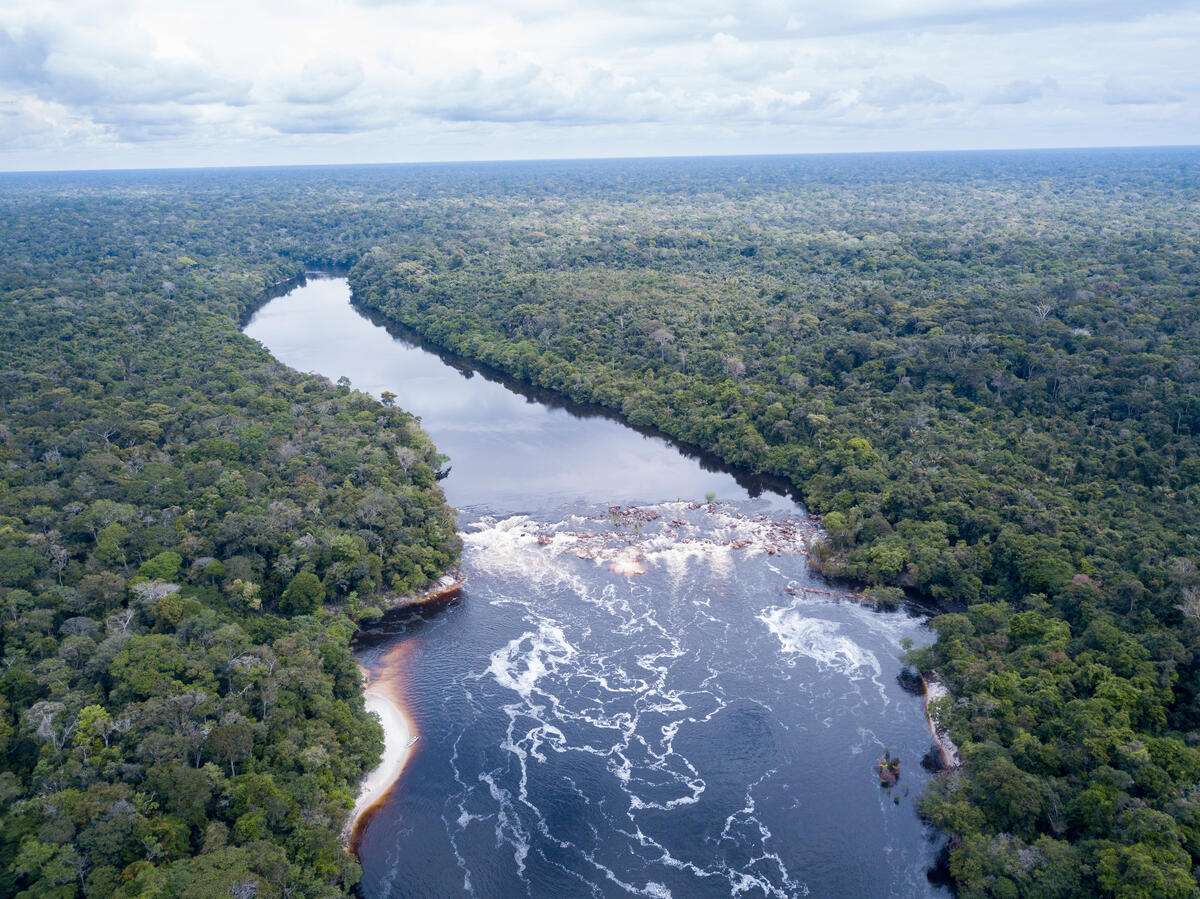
[342,149,1200,897]
[0,179,459,894]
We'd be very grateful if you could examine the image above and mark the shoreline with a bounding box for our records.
[380,568,466,613]
[347,664,419,848]
[344,571,465,852]
[922,672,962,770]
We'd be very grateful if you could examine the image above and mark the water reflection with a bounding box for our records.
[244,274,798,515]
[244,275,947,898]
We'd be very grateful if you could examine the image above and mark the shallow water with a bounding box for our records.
[245,276,947,898]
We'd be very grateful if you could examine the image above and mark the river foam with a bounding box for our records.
[250,276,947,898]
[760,605,880,681]
[382,502,939,897]
[462,501,821,588]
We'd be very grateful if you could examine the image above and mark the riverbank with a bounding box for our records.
[922,672,961,770]
[349,571,464,844]
[348,663,418,844]
[348,633,429,849]
[381,567,465,612]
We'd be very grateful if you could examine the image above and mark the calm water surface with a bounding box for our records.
[245,276,947,898]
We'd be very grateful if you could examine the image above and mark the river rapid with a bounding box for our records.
[244,275,948,898]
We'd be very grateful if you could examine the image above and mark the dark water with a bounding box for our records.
[244,276,947,898]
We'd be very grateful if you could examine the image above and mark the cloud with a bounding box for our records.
[46,55,250,107]
[266,107,390,135]
[0,22,249,109]
[0,0,1197,169]
[413,63,659,126]
[0,26,49,83]
[420,102,585,125]
[434,0,1200,45]
[859,75,957,108]
[983,77,1055,105]
[1103,76,1182,106]
[284,58,365,105]
[807,0,1197,38]
[0,96,116,150]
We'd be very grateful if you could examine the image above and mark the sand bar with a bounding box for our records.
[349,682,417,834]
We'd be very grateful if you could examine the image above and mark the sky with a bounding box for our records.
[0,0,1197,171]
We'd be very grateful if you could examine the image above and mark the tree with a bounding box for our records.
[280,570,324,616]
[74,704,114,754]
[139,551,183,581]
[205,723,253,777]
[649,328,674,360]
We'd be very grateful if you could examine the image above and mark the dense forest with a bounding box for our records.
[0,175,460,895]
[344,150,1200,898]
[1,148,1198,896]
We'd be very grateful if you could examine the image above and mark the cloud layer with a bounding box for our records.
[0,0,1196,169]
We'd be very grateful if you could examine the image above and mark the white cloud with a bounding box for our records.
[0,95,116,149]
[284,58,365,105]
[1103,76,1182,106]
[860,75,957,108]
[0,0,1196,169]
[983,78,1054,105]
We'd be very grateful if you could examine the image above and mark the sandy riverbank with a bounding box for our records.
[922,672,962,770]
[349,662,419,840]
[346,581,460,848]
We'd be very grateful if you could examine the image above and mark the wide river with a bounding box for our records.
[245,275,947,898]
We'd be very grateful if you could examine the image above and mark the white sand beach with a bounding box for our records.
[350,683,418,834]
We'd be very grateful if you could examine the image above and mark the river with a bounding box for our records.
[244,274,948,898]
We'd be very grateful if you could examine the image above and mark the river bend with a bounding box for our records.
[244,275,946,898]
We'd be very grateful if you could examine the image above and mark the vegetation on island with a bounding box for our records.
[1,147,1198,896]
[877,748,901,788]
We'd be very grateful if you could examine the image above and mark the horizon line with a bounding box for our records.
[1,141,1198,178]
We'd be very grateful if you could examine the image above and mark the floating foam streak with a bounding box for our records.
[420,502,937,897]
[759,601,888,701]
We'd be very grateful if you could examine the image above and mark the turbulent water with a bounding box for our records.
[245,276,947,898]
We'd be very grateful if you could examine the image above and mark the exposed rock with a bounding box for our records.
[381,568,465,611]
[922,672,962,770]
[896,666,924,696]
[920,746,947,772]
[877,748,901,787]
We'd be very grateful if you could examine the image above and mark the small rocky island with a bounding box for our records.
[877,748,901,788]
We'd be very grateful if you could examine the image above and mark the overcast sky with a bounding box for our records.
[0,0,1196,171]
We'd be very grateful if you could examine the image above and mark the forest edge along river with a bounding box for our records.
[246,273,952,897]
[244,273,952,897]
